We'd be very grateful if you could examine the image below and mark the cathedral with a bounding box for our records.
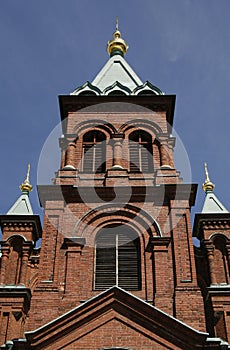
[0,24,230,349]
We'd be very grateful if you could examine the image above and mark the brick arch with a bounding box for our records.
[209,232,230,241]
[6,234,27,244]
[73,119,117,136]
[118,119,163,136]
[72,203,162,248]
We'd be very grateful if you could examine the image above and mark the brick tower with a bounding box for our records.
[0,166,42,345]
[193,163,230,342]
[0,25,229,349]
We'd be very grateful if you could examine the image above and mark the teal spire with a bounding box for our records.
[7,164,34,215]
[201,163,228,214]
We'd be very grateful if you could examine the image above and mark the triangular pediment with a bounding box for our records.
[22,286,213,350]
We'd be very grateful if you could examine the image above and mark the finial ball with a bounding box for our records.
[107,19,128,56]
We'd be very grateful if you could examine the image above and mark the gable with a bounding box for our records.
[58,316,182,350]
[23,287,210,350]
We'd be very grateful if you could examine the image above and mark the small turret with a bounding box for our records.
[0,165,42,344]
[201,162,228,213]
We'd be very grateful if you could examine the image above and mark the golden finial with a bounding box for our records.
[202,162,215,193]
[116,16,119,31]
[20,164,33,193]
[107,17,129,57]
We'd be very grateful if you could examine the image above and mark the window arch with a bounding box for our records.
[82,130,106,173]
[107,90,127,96]
[94,224,141,290]
[78,91,97,96]
[129,130,153,172]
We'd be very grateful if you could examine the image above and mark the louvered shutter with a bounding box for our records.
[129,130,153,173]
[83,145,94,172]
[118,234,140,290]
[95,227,141,291]
[95,232,116,290]
[95,144,105,173]
[82,131,106,173]
[141,145,153,172]
[129,144,140,172]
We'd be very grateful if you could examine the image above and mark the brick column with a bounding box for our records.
[204,241,217,285]
[19,243,32,285]
[0,245,10,285]
[64,238,85,295]
[111,134,124,169]
[64,142,76,169]
[158,135,175,168]
[59,136,68,169]
[147,237,172,314]
[168,137,175,168]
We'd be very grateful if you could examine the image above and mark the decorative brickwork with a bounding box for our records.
[194,213,230,342]
[0,33,229,348]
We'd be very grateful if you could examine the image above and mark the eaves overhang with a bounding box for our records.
[58,94,176,133]
[37,183,197,208]
[0,286,31,302]
[0,214,42,241]
[193,212,230,240]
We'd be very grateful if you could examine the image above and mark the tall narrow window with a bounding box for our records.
[6,237,23,285]
[82,130,106,173]
[95,225,141,290]
[213,236,228,284]
[129,130,153,172]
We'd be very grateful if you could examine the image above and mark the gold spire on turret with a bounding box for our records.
[107,17,129,57]
[20,164,33,193]
[202,162,215,193]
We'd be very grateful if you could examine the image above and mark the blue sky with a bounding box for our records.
[0,0,229,223]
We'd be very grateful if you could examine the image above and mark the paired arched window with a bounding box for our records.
[82,129,153,173]
[129,130,153,172]
[82,130,106,173]
[94,225,141,290]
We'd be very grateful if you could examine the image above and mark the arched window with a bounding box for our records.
[94,225,141,290]
[129,130,153,172]
[82,130,106,173]
[213,236,228,284]
[6,237,23,285]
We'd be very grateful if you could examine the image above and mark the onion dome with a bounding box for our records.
[107,18,128,57]
[20,164,33,193]
[202,162,215,193]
